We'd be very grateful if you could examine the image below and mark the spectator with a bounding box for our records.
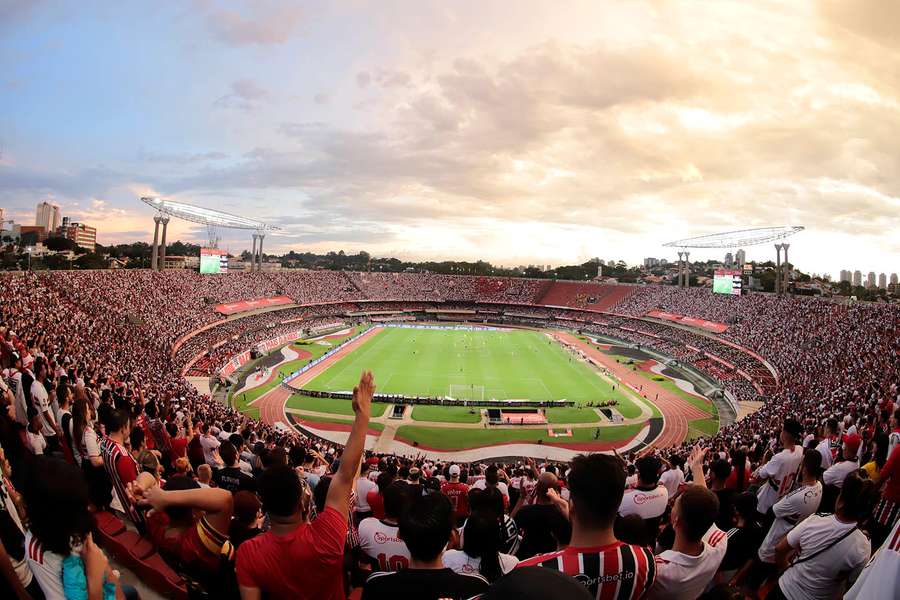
[358,480,412,572]
[660,454,686,497]
[0,445,39,599]
[518,454,656,599]
[716,492,763,586]
[753,419,804,516]
[754,449,824,585]
[844,518,900,600]
[229,491,263,549]
[199,424,222,468]
[443,512,519,582]
[196,464,213,488]
[474,566,593,600]
[619,454,669,546]
[131,472,234,582]
[441,464,470,524]
[213,441,257,493]
[649,447,727,600]
[235,371,375,600]
[100,409,145,531]
[512,472,571,559]
[355,462,378,523]
[822,433,861,489]
[773,471,876,600]
[362,492,489,600]
[814,418,840,470]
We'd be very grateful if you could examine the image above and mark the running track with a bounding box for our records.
[255,328,382,428]
[552,332,708,447]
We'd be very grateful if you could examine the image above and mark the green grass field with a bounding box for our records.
[395,423,643,450]
[411,405,482,423]
[303,327,642,417]
[285,394,387,417]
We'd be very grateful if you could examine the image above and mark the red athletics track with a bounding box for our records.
[255,328,382,428]
[551,332,708,448]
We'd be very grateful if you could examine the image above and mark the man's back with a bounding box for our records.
[649,526,727,600]
[362,567,488,600]
[235,507,347,600]
[518,541,656,599]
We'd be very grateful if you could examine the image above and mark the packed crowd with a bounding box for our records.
[0,271,898,600]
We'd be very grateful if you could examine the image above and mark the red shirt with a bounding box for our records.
[146,513,226,575]
[170,437,188,461]
[441,481,470,519]
[881,445,900,503]
[236,507,348,600]
[518,541,656,600]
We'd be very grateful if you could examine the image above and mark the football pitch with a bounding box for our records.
[302,327,642,418]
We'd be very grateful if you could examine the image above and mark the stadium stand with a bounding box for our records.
[0,269,898,599]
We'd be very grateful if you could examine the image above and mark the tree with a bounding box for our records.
[44,236,78,252]
[75,253,107,270]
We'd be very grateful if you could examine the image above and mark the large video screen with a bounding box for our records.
[200,248,228,274]
[713,269,742,295]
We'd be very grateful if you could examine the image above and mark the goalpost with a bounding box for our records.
[449,384,485,402]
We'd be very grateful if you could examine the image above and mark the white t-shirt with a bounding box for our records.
[649,525,728,600]
[815,438,834,470]
[355,477,378,512]
[778,514,870,600]
[358,518,410,571]
[660,467,685,497]
[758,482,823,563]
[31,380,55,436]
[199,434,220,466]
[619,485,669,519]
[442,549,518,577]
[844,517,900,600]
[28,430,46,455]
[625,474,638,489]
[822,460,858,488]
[756,446,803,514]
[24,531,67,600]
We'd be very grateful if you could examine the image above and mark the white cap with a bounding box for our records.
[449,464,461,476]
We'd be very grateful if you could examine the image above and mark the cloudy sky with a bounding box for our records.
[1,0,898,277]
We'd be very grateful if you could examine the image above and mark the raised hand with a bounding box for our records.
[352,370,375,420]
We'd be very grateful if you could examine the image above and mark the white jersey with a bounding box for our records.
[756,446,803,514]
[619,485,669,519]
[649,525,728,600]
[24,531,66,600]
[0,478,31,589]
[355,477,378,512]
[844,518,900,600]
[472,479,509,499]
[758,481,823,563]
[822,460,858,488]
[442,549,518,577]
[814,438,833,470]
[358,518,411,572]
[659,467,685,498]
[778,514,870,600]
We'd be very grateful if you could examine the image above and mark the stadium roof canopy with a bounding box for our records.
[663,226,804,248]
[140,196,279,231]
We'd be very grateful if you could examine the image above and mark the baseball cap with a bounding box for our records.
[842,433,862,456]
[448,464,461,477]
[782,418,803,440]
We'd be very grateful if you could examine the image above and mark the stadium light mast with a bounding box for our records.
[140,197,279,271]
[663,226,804,294]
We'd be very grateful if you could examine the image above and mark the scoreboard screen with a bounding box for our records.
[200,248,228,274]
[713,269,742,295]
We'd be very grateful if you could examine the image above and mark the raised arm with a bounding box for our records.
[326,371,374,514]
[688,445,708,489]
[134,480,233,534]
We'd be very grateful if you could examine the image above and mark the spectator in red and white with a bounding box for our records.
[887,407,900,458]
[355,461,378,524]
[100,408,145,531]
[873,439,900,548]
[649,447,727,600]
[199,423,222,468]
[753,418,804,516]
[443,511,519,582]
[618,454,668,547]
[235,371,375,600]
[750,450,824,590]
[518,454,656,599]
[844,517,900,600]
[31,357,61,454]
[822,433,861,489]
[441,464,470,524]
[358,480,412,572]
[814,418,840,470]
[511,472,570,560]
[773,471,877,600]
